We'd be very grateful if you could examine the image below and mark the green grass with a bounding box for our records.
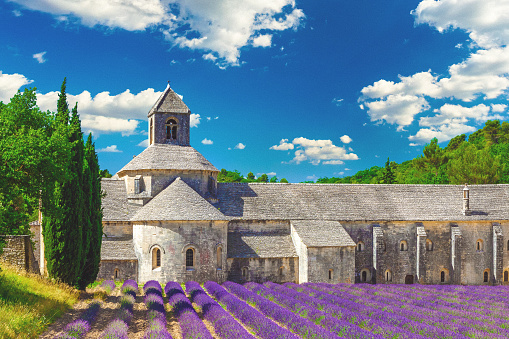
[0,264,79,338]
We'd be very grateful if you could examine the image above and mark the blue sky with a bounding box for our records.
[1,0,508,182]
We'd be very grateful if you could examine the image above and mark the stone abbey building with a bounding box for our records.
[95,85,509,286]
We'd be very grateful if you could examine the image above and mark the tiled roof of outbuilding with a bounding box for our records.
[117,144,218,174]
[100,238,137,260]
[131,177,225,221]
[148,85,190,116]
[101,179,141,221]
[227,232,298,258]
[216,183,509,221]
[291,220,355,247]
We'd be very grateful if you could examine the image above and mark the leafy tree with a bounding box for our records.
[247,172,255,180]
[269,176,278,183]
[446,134,466,151]
[218,169,243,182]
[448,143,502,184]
[99,169,112,178]
[0,88,69,251]
[257,174,269,183]
[280,178,289,183]
[483,120,501,146]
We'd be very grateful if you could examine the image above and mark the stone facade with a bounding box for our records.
[69,85,509,285]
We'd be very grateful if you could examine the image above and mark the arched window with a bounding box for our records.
[440,269,449,283]
[242,267,248,279]
[328,269,333,280]
[483,269,490,283]
[426,239,433,251]
[504,270,508,282]
[114,268,120,280]
[216,246,222,269]
[476,239,484,252]
[186,248,194,268]
[357,241,365,252]
[385,270,392,282]
[400,240,408,251]
[152,248,161,270]
[166,118,178,140]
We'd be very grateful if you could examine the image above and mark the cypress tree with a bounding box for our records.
[43,80,84,287]
[78,134,103,289]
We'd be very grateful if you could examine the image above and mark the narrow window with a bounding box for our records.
[152,248,161,270]
[217,247,222,269]
[426,239,433,251]
[507,240,509,251]
[166,119,178,140]
[328,269,333,280]
[242,267,248,278]
[484,270,489,283]
[385,270,392,282]
[357,241,364,252]
[114,268,120,280]
[476,240,484,252]
[186,248,194,268]
[149,119,153,145]
[400,241,408,251]
[504,270,508,282]
[441,270,445,283]
[279,267,284,276]
[361,270,367,282]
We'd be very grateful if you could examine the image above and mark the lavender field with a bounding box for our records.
[58,281,509,339]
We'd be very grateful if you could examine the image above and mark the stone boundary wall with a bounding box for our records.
[0,235,40,274]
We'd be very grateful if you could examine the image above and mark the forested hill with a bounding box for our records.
[317,120,509,185]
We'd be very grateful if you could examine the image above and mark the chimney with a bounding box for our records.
[462,183,470,215]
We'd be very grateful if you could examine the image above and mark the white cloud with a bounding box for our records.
[359,0,509,144]
[270,138,294,151]
[413,0,509,48]
[12,9,22,16]
[340,135,352,144]
[306,175,318,182]
[32,51,47,63]
[137,139,149,147]
[201,138,213,145]
[0,71,33,102]
[273,137,359,165]
[332,98,344,106]
[10,1,304,67]
[9,0,167,31]
[190,113,200,127]
[252,34,272,48]
[267,172,276,176]
[234,142,246,150]
[97,145,122,153]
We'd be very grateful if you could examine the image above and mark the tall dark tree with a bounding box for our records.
[380,157,395,184]
[43,81,84,287]
[78,134,103,289]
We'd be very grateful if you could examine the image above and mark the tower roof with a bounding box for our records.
[148,84,190,117]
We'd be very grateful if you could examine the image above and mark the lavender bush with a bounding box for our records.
[101,280,116,294]
[186,281,255,339]
[143,280,172,339]
[100,283,137,339]
[58,300,100,338]
[204,281,299,339]
[165,281,212,339]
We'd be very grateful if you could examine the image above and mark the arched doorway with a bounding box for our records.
[405,275,414,284]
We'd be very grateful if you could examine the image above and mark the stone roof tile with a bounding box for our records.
[131,177,225,221]
[101,179,142,221]
[117,144,218,174]
[216,183,509,221]
[291,220,355,247]
[101,238,137,260]
[148,85,190,116]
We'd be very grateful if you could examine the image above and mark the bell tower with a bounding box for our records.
[148,83,191,146]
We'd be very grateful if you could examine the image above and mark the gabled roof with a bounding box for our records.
[131,177,225,221]
[148,85,190,116]
[216,183,509,221]
[227,232,298,258]
[291,220,355,247]
[117,144,218,174]
[101,238,137,260]
[101,178,142,221]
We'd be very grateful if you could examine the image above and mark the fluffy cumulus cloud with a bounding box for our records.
[359,0,509,145]
[10,0,305,66]
[0,71,33,102]
[201,138,213,145]
[340,135,352,144]
[234,142,246,150]
[270,137,359,165]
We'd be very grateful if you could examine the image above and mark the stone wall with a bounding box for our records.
[152,113,190,146]
[0,235,39,274]
[133,220,228,284]
[227,257,298,283]
[307,246,355,283]
[103,222,133,238]
[97,260,137,281]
